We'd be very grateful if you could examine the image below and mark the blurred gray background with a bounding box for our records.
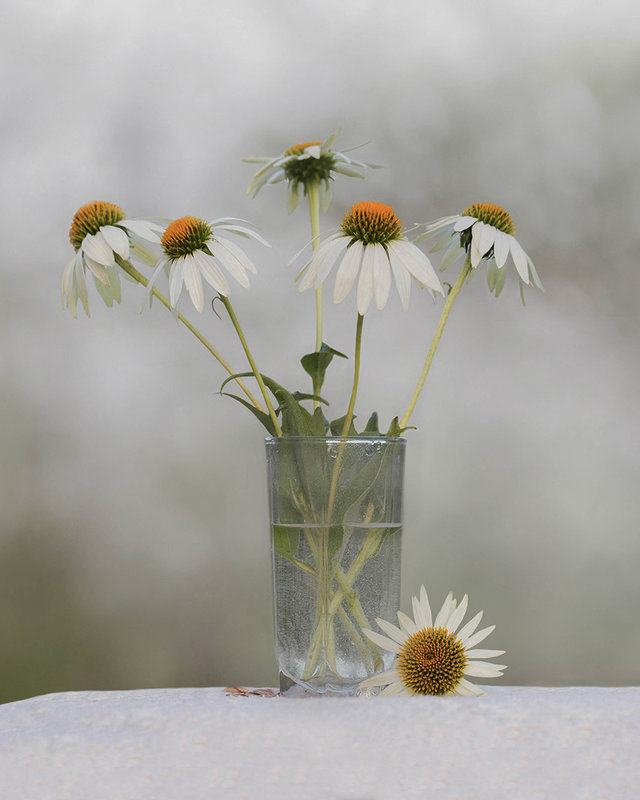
[1,0,639,702]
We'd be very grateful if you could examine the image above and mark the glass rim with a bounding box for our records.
[264,435,406,445]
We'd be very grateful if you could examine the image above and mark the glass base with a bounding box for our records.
[279,671,380,698]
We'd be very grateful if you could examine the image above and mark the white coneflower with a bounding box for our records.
[299,201,443,314]
[146,215,268,313]
[360,586,506,696]
[63,201,163,317]
[418,202,543,297]
[244,129,376,213]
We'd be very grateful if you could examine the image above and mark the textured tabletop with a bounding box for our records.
[0,686,638,799]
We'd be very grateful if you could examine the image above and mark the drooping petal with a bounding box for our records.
[456,677,484,697]
[372,246,392,310]
[287,181,301,213]
[333,241,363,304]
[475,221,496,258]
[83,254,110,285]
[388,240,443,294]
[316,237,351,286]
[100,225,130,259]
[299,235,345,292]
[509,236,530,283]
[453,216,476,232]
[182,254,204,312]
[207,239,250,288]
[434,592,456,627]
[356,245,376,315]
[381,681,409,696]
[193,249,230,295]
[388,245,411,310]
[493,229,510,268]
[82,232,115,267]
[528,256,545,290]
[119,219,164,243]
[169,258,185,307]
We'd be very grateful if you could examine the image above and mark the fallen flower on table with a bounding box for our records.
[359,585,506,696]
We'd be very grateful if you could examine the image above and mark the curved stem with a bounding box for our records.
[340,313,364,439]
[399,255,472,430]
[220,296,283,437]
[116,257,265,412]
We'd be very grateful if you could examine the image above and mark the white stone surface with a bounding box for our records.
[0,687,638,799]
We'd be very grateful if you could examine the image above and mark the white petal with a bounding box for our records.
[445,594,468,634]
[359,668,399,688]
[84,255,109,285]
[182,254,204,312]
[493,230,510,268]
[100,225,130,259]
[213,234,258,275]
[356,246,376,315]
[316,237,351,286]
[528,256,544,290]
[509,236,530,283]
[464,661,506,678]
[287,181,301,213]
[397,610,418,636]
[141,258,169,311]
[372,246,392,310]
[333,241,363,304]
[412,595,429,631]
[453,216,476,232]
[299,236,345,292]
[457,611,483,644]
[387,245,412,310]
[206,240,249,289]
[212,223,270,249]
[457,677,484,696]
[475,221,496,257]
[169,259,185,307]
[375,618,407,646]
[362,628,401,654]
[465,649,505,659]
[193,249,230,295]
[388,240,443,294]
[381,681,408,696]
[419,585,433,628]
[462,624,496,650]
[82,232,114,267]
[119,219,163,242]
[421,215,460,236]
[434,592,456,627]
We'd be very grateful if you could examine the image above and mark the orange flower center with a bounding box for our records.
[461,203,515,235]
[161,216,212,260]
[284,141,323,156]
[340,201,403,245]
[69,201,125,250]
[396,626,467,695]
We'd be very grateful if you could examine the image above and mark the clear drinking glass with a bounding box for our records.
[265,436,406,696]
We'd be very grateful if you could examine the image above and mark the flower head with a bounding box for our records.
[145,215,268,313]
[417,203,543,297]
[244,128,377,213]
[360,586,506,696]
[63,201,163,317]
[298,201,443,314]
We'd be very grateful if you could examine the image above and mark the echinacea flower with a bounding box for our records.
[298,201,443,314]
[360,586,506,696]
[244,129,376,213]
[63,201,163,317]
[146,215,268,313]
[417,203,543,298]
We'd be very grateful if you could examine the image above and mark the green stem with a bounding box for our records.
[116,257,265,413]
[306,181,322,355]
[220,296,283,437]
[399,255,472,430]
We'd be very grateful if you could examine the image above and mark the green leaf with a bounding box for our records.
[363,412,380,434]
[311,406,329,436]
[220,392,276,435]
[272,525,300,561]
[220,372,317,436]
[329,415,358,436]
[291,391,329,406]
[301,342,348,395]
